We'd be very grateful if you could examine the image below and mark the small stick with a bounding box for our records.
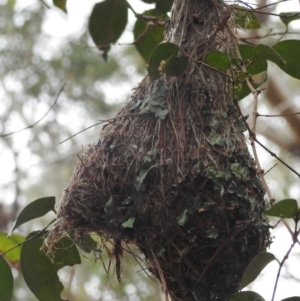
[271,222,300,301]
[0,84,65,137]
[225,25,300,244]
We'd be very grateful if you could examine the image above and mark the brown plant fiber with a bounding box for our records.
[45,0,270,300]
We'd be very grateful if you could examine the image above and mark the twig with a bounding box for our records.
[225,24,300,244]
[0,84,65,137]
[255,138,300,178]
[271,223,300,301]
[255,0,290,10]
[234,6,286,17]
[39,0,50,9]
[0,219,56,257]
[131,23,154,45]
[60,121,105,144]
[124,0,166,26]
[239,32,300,43]
[66,267,75,300]
[60,113,150,144]
[148,241,169,301]
[180,48,234,80]
[258,112,300,117]
[234,101,300,241]
[264,164,278,176]
[226,24,274,204]
[123,242,156,282]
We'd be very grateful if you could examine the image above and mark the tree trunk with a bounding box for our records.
[46,1,270,300]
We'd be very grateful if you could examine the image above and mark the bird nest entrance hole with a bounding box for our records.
[45,0,270,300]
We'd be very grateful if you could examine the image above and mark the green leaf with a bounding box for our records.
[77,234,97,253]
[247,58,267,75]
[207,227,218,239]
[254,44,285,66]
[239,43,284,69]
[0,256,13,301]
[0,233,25,263]
[230,163,250,180]
[240,252,277,289]
[177,209,188,226]
[21,232,80,301]
[139,84,168,119]
[163,55,188,77]
[265,199,298,218]
[234,82,251,101]
[140,0,173,10]
[133,9,165,62]
[280,12,300,26]
[51,237,81,270]
[230,291,265,301]
[148,42,178,81]
[281,298,300,301]
[235,8,260,29]
[155,0,173,13]
[273,40,300,79]
[88,0,128,60]
[135,166,155,191]
[122,217,135,228]
[154,244,166,257]
[203,50,231,71]
[234,44,269,100]
[239,44,255,61]
[53,0,67,13]
[249,71,268,86]
[9,197,55,236]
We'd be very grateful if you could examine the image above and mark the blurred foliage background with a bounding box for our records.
[1,0,300,300]
[0,0,162,300]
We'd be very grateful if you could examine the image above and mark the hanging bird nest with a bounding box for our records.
[45,0,270,300]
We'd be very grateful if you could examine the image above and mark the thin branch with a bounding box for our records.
[226,24,274,204]
[255,138,300,178]
[255,0,290,10]
[258,112,300,118]
[116,23,155,46]
[60,121,105,144]
[66,267,76,300]
[124,0,166,26]
[180,48,234,80]
[123,242,156,282]
[271,225,300,301]
[60,113,142,144]
[0,84,65,138]
[264,163,278,176]
[239,31,300,44]
[131,23,154,45]
[39,0,51,9]
[225,24,300,244]
[0,219,56,257]
[233,101,300,240]
[235,6,286,17]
